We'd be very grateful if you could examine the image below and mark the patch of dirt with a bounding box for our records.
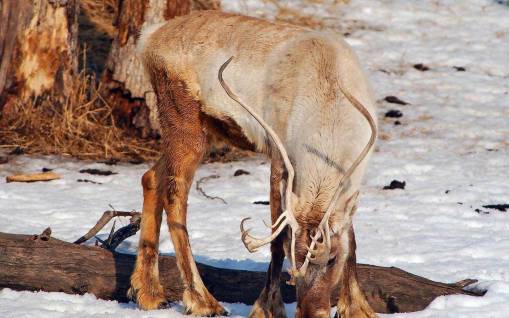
[482,204,509,212]
[414,63,430,71]
[79,169,117,176]
[233,169,250,177]
[385,110,403,118]
[384,96,410,105]
[383,180,406,190]
[77,179,102,185]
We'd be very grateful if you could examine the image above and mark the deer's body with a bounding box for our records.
[130,11,377,318]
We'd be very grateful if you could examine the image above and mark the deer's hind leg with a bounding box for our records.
[148,62,225,316]
[129,158,167,310]
[162,152,227,316]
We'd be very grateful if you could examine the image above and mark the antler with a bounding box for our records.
[295,80,378,278]
[218,57,300,273]
[218,56,377,281]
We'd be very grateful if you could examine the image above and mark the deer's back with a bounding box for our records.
[141,11,374,155]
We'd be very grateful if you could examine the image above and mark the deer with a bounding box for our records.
[128,10,377,318]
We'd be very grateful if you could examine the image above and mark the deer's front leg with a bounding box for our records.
[335,226,376,318]
[129,159,166,310]
[249,158,286,318]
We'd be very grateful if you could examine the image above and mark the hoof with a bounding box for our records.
[128,285,167,311]
[158,301,171,310]
[183,288,228,316]
[249,288,286,318]
[335,305,377,318]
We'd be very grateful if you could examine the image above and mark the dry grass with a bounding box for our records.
[265,0,350,29]
[0,63,249,163]
[0,68,160,162]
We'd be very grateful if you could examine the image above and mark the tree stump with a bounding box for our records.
[0,0,79,117]
[0,232,483,314]
[99,0,221,138]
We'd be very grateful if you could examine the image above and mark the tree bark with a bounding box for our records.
[99,0,220,138]
[0,0,79,117]
[0,232,482,314]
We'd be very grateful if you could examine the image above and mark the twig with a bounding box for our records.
[195,175,227,204]
[102,214,141,250]
[74,210,140,244]
[105,220,116,246]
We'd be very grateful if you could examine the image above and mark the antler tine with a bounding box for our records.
[240,214,290,253]
[219,57,300,272]
[304,225,330,265]
[262,211,288,229]
[295,223,331,275]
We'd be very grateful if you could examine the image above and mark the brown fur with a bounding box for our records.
[164,0,191,20]
[203,115,257,152]
[129,162,166,310]
[130,56,241,315]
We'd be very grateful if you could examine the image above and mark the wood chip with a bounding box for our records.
[6,171,61,183]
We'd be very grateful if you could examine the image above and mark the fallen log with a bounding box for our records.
[0,232,482,314]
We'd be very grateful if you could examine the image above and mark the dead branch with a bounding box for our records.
[101,214,141,250]
[74,210,140,244]
[195,175,227,204]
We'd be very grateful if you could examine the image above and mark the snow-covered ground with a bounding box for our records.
[1,0,508,317]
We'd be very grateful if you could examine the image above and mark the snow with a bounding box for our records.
[1,0,509,317]
[0,289,261,318]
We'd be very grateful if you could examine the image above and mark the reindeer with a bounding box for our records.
[128,11,377,318]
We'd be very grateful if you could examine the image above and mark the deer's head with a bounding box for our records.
[219,56,376,316]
